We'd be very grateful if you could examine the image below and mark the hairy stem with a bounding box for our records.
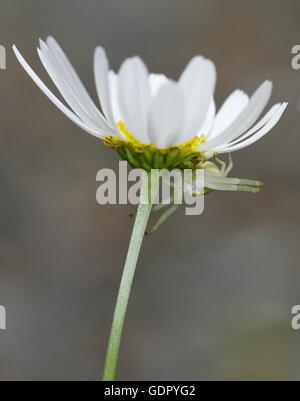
[103,172,158,381]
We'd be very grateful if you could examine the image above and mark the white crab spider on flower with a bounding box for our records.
[12,37,287,193]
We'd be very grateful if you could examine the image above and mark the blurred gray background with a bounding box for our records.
[0,0,300,381]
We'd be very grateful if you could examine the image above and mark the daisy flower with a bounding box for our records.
[13,37,287,194]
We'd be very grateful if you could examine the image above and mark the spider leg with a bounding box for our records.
[224,153,233,177]
[146,205,180,235]
[152,202,170,213]
[215,157,227,176]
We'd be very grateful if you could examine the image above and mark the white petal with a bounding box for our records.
[218,102,287,153]
[45,37,112,132]
[38,41,100,131]
[118,56,152,143]
[148,82,184,148]
[202,80,273,150]
[207,90,249,140]
[108,71,123,124]
[216,103,281,149]
[178,56,216,142]
[199,99,216,136]
[94,47,116,128]
[149,74,168,97]
[12,45,106,138]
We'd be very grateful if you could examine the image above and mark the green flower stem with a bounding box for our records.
[103,172,159,381]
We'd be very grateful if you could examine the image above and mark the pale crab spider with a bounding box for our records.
[147,153,261,234]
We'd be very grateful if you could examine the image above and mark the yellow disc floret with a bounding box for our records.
[103,122,207,170]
